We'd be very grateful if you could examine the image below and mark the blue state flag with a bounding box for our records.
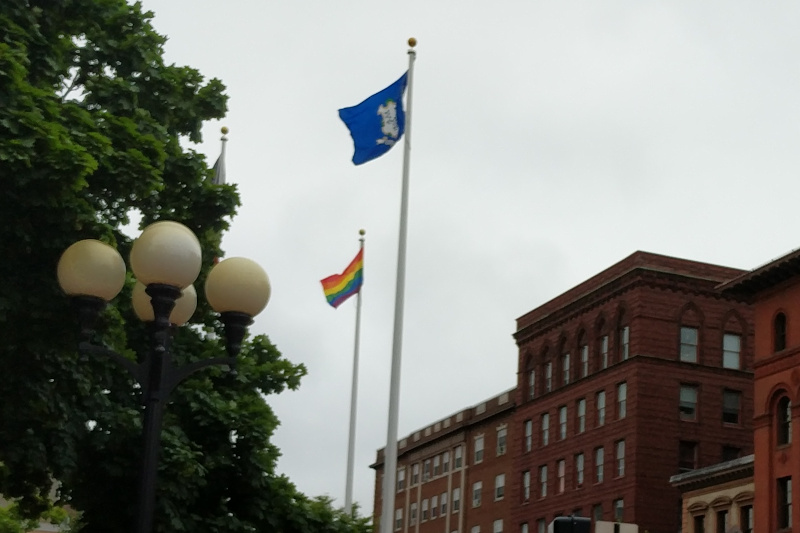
[338,72,408,165]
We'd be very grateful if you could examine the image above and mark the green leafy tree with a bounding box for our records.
[0,1,370,532]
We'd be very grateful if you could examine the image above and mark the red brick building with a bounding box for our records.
[373,251,756,533]
[372,389,516,533]
[720,248,800,533]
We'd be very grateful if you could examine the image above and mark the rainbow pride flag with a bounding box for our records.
[320,249,364,308]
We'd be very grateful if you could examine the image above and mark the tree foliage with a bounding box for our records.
[0,1,370,532]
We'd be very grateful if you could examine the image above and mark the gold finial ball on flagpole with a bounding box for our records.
[221,126,229,135]
[359,229,366,236]
[408,37,417,48]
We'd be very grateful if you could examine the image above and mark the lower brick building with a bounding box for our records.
[372,389,516,533]
[373,251,756,533]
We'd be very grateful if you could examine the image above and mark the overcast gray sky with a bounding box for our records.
[139,0,800,515]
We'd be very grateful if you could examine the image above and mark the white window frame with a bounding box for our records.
[595,447,604,483]
[723,333,741,369]
[472,481,482,507]
[474,435,485,464]
[541,413,549,446]
[497,427,507,455]
[495,473,505,500]
[596,391,606,426]
[524,419,532,452]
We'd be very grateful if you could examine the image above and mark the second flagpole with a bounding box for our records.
[379,38,417,533]
[344,229,365,515]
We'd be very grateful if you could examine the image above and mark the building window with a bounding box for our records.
[521,523,528,533]
[431,495,438,519]
[557,459,565,493]
[722,446,741,462]
[541,413,550,446]
[722,333,741,369]
[577,398,586,433]
[493,519,503,533]
[722,390,741,425]
[778,476,792,529]
[523,470,531,501]
[592,504,603,522]
[559,406,567,440]
[395,509,403,531]
[524,419,533,452]
[497,427,507,455]
[539,465,547,498]
[537,519,546,533]
[778,396,792,446]
[528,369,536,400]
[600,335,609,369]
[455,446,463,469]
[596,391,606,426]
[453,487,461,513]
[412,463,420,484]
[617,382,627,419]
[434,455,441,476]
[620,326,630,360]
[775,312,787,352]
[680,384,698,421]
[580,342,589,377]
[680,326,699,363]
[397,467,406,491]
[495,473,505,500]
[715,510,727,533]
[678,441,698,472]
[615,440,625,477]
[562,353,570,385]
[443,451,450,473]
[740,505,752,533]
[474,436,484,464]
[613,499,624,521]
[472,527,480,533]
[422,499,429,521]
[545,362,552,393]
[472,481,482,507]
[693,515,705,533]
[441,492,448,514]
[410,502,418,526]
[575,453,585,486]
[595,447,604,483]
[424,459,431,481]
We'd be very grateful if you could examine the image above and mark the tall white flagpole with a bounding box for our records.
[345,229,366,515]
[379,37,417,533]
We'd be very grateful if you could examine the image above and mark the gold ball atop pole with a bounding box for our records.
[359,229,366,236]
[221,126,229,135]
[408,37,417,48]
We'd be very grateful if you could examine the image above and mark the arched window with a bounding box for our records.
[775,313,787,352]
[559,338,570,386]
[596,318,608,370]
[578,330,589,378]
[678,303,702,364]
[778,396,792,446]
[524,353,536,401]
[617,309,630,361]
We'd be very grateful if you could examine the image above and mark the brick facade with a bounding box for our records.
[374,251,756,533]
[720,248,800,533]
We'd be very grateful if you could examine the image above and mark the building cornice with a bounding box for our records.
[670,454,754,491]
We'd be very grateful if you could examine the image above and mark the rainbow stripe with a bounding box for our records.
[320,249,364,308]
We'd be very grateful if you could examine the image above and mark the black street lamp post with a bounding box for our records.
[57,221,271,533]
